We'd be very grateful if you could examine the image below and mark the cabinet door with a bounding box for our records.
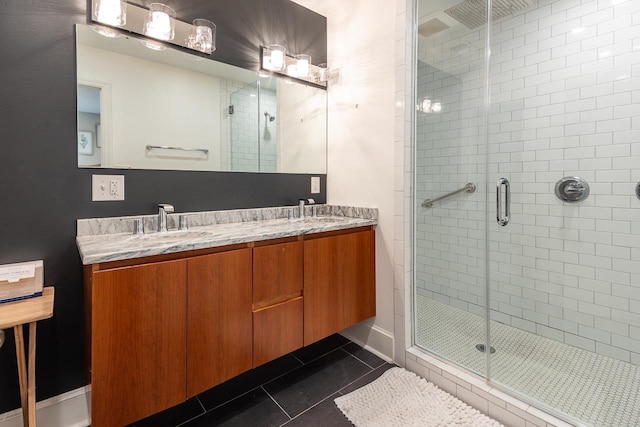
[253,297,303,367]
[304,235,344,344]
[342,229,376,326]
[253,241,303,308]
[186,248,253,397]
[91,260,187,427]
[304,229,376,345]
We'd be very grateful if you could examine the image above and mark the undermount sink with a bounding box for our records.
[131,230,211,243]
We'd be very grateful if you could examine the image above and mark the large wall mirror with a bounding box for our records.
[76,24,327,174]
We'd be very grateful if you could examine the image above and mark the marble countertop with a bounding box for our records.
[76,205,377,265]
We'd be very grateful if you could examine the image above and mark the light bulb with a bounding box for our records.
[268,45,285,71]
[144,3,175,41]
[94,0,127,27]
[186,19,216,54]
[295,54,311,78]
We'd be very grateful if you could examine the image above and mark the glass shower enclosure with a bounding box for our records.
[413,0,640,425]
[229,81,278,172]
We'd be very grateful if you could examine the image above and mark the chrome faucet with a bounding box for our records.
[299,199,306,219]
[298,198,316,219]
[158,203,174,232]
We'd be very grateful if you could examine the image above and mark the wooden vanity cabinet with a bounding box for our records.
[84,226,375,426]
[252,240,304,367]
[186,249,253,397]
[88,259,188,427]
[303,228,376,345]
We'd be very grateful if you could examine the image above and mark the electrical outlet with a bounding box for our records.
[311,176,320,194]
[92,175,125,201]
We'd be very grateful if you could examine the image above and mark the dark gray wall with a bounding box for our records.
[0,0,326,413]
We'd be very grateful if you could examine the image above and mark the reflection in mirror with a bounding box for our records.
[78,85,102,167]
[75,24,327,173]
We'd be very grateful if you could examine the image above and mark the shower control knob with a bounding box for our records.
[555,177,589,203]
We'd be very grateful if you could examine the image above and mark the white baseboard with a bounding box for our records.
[340,322,394,363]
[0,387,90,427]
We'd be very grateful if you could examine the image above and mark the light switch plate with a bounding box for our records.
[311,176,320,194]
[92,175,125,201]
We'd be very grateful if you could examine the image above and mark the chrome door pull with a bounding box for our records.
[497,178,510,226]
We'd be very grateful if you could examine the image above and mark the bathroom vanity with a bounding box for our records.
[77,206,376,427]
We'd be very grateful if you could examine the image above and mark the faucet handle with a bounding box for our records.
[133,218,144,235]
[158,203,174,213]
[179,215,189,230]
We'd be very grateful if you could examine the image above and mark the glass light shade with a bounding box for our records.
[432,102,442,113]
[317,63,331,82]
[295,54,311,78]
[267,45,286,71]
[418,98,432,113]
[94,0,127,27]
[144,3,176,41]
[186,19,216,54]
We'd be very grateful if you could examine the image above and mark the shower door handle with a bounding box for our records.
[497,178,510,226]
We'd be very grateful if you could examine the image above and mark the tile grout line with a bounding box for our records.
[277,363,394,426]
[291,338,352,365]
[339,346,379,370]
[195,395,207,413]
[262,385,293,420]
[336,363,393,395]
[280,391,343,426]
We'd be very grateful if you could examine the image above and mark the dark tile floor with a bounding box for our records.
[129,334,395,427]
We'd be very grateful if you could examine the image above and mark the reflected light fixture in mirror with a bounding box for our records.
[186,19,216,54]
[263,44,286,71]
[417,98,441,113]
[260,46,327,88]
[317,63,331,83]
[295,54,311,78]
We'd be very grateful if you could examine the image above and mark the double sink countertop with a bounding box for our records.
[76,205,378,265]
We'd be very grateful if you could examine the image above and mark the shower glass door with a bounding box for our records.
[486,0,640,425]
[414,0,490,378]
[414,0,640,425]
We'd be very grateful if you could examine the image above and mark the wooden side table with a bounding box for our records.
[0,287,55,427]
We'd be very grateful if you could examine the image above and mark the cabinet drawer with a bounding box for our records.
[253,297,303,367]
[253,241,303,308]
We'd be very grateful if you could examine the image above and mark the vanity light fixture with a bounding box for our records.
[93,0,127,27]
[144,3,176,41]
[90,0,218,55]
[295,54,311,78]
[263,45,286,71]
[316,63,331,83]
[260,46,327,89]
[186,19,216,54]
[417,98,442,113]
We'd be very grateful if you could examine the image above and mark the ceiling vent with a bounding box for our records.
[418,18,450,38]
[444,0,534,29]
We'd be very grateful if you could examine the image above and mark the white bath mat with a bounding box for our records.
[335,367,503,427]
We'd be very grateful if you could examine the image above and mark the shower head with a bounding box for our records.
[264,111,276,122]
[445,0,534,29]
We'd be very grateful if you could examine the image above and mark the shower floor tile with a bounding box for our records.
[416,295,640,427]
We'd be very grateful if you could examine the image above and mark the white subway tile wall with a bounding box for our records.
[416,0,640,365]
[229,81,277,172]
